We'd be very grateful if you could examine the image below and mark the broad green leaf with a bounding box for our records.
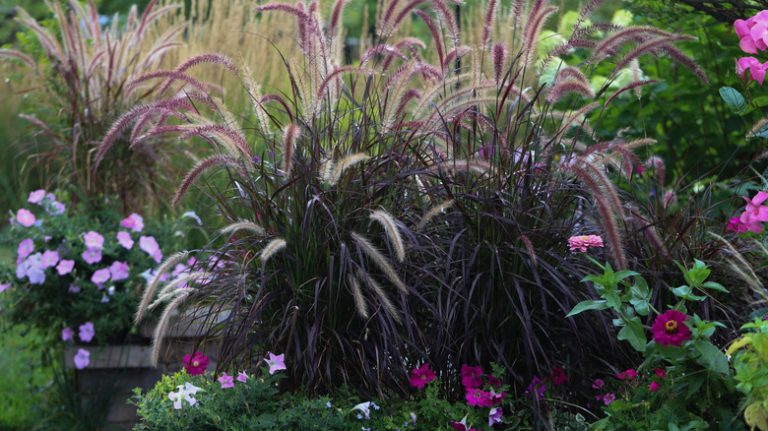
[694,340,730,375]
[566,300,608,317]
[720,86,747,114]
[617,317,647,352]
[630,298,650,316]
[702,281,728,293]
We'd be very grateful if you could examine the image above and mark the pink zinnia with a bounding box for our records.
[461,364,484,388]
[218,373,235,389]
[567,235,604,253]
[409,363,436,389]
[649,381,660,392]
[651,310,691,347]
[16,209,36,227]
[183,351,209,375]
[465,388,494,407]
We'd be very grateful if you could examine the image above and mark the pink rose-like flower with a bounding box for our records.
[649,381,660,392]
[568,235,604,253]
[28,189,46,204]
[592,378,605,390]
[57,259,75,275]
[466,388,494,407]
[116,231,134,249]
[461,364,484,389]
[218,373,235,389]
[183,352,209,375]
[91,268,111,285]
[409,363,436,389]
[17,239,34,260]
[16,209,36,227]
[74,349,90,369]
[236,371,249,383]
[602,392,616,405]
[139,236,162,263]
[83,231,105,250]
[109,261,130,282]
[550,366,568,386]
[61,327,74,341]
[651,310,691,347]
[82,248,102,265]
[120,213,144,232]
[737,57,768,85]
[264,352,286,375]
[79,322,95,343]
[41,250,60,269]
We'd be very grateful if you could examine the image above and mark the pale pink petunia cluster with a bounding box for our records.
[109,261,130,281]
[139,236,163,263]
[28,189,46,204]
[91,268,111,285]
[120,213,144,232]
[82,231,105,265]
[727,191,768,234]
[567,235,605,253]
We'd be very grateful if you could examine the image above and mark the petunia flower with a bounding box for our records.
[525,376,547,400]
[183,351,209,375]
[727,216,749,233]
[236,371,249,383]
[139,236,162,263]
[83,231,105,250]
[57,259,75,275]
[568,235,604,253]
[74,349,90,369]
[0,283,9,293]
[734,11,768,54]
[79,322,95,343]
[91,268,111,285]
[466,388,494,407]
[120,213,144,232]
[488,407,503,427]
[461,364,484,389]
[739,191,768,232]
[451,416,480,431]
[61,327,74,341]
[16,209,36,227]
[109,261,130,282]
[602,392,616,405]
[116,231,134,249]
[592,378,605,390]
[651,310,691,347]
[352,401,373,420]
[218,373,235,389]
[264,352,286,375]
[82,248,102,265]
[41,250,60,269]
[17,239,34,261]
[169,383,202,409]
[616,368,637,380]
[409,363,436,389]
[28,189,46,204]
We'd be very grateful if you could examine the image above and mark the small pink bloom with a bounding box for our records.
[739,191,768,232]
[649,381,660,392]
[655,368,666,379]
[57,259,75,275]
[91,268,111,285]
[61,327,74,341]
[17,239,34,260]
[466,388,494,407]
[727,216,749,233]
[120,213,144,232]
[651,310,691,347]
[109,261,130,282]
[28,189,46,204]
[618,368,637,380]
[218,373,235,389]
[461,364,484,389]
[79,322,95,343]
[116,231,134,249]
[74,349,90,369]
[0,283,9,293]
[183,352,209,375]
[139,236,162,263]
[236,371,249,383]
[41,250,60,268]
[83,231,104,250]
[592,378,605,390]
[264,352,286,375]
[16,209,36,227]
[82,248,102,265]
[568,235,604,253]
[550,366,568,386]
[409,363,436,389]
[602,392,616,405]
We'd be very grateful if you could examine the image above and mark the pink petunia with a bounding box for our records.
[264,352,286,375]
[74,349,90,369]
[739,191,768,232]
[592,378,605,390]
[236,371,249,383]
[16,209,36,227]
[602,392,616,405]
[61,327,74,341]
[651,310,691,347]
[17,239,34,261]
[461,364,484,389]
[139,236,162,263]
[57,259,75,275]
[0,283,9,293]
[567,235,604,253]
[727,216,749,233]
[116,231,134,249]
[218,373,235,389]
[83,231,105,250]
[734,11,768,54]
[109,261,130,282]
[41,250,60,269]
[28,189,46,204]
[91,268,111,285]
[488,407,503,427]
[79,322,95,343]
[466,388,494,408]
[82,248,102,265]
[409,363,436,389]
[120,213,144,232]
[183,352,209,375]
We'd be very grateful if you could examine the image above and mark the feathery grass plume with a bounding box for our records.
[591,26,677,60]
[151,291,190,366]
[348,274,369,319]
[135,251,190,324]
[178,124,251,158]
[328,153,371,185]
[370,210,407,262]
[492,43,507,83]
[417,200,455,230]
[219,221,266,237]
[157,53,238,93]
[443,46,471,69]
[0,49,35,68]
[603,80,658,108]
[174,155,240,206]
[282,124,300,177]
[610,36,694,79]
[260,238,288,265]
[149,273,197,310]
[522,4,558,66]
[644,156,666,186]
[351,232,408,294]
[413,10,445,69]
[482,0,498,47]
[329,0,350,35]
[546,79,595,103]
[126,70,213,95]
[519,234,538,266]
[356,269,401,324]
[659,45,709,84]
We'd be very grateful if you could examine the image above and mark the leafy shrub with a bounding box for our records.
[728,318,768,431]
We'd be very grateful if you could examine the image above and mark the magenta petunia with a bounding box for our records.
[82,248,102,265]
[79,322,95,343]
[116,231,134,249]
[120,213,144,232]
[74,348,90,369]
[488,407,503,427]
[109,261,130,282]
[17,239,34,260]
[465,388,494,408]
[91,268,111,285]
[83,231,105,250]
[461,364,484,389]
[651,310,691,347]
[183,351,209,375]
[16,209,36,227]
[409,363,436,389]
[218,373,234,389]
[525,376,546,400]
[57,259,75,275]
[28,189,46,204]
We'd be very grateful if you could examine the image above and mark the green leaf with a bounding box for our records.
[671,285,706,301]
[694,340,730,375]
[617,317,647,352]
[720,86,747,114]
[702,281,728,293]
[630,298,650,316]
[566,300,609,317]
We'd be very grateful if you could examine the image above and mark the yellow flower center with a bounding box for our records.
[192,360,199,367]
[664,320,678,333]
